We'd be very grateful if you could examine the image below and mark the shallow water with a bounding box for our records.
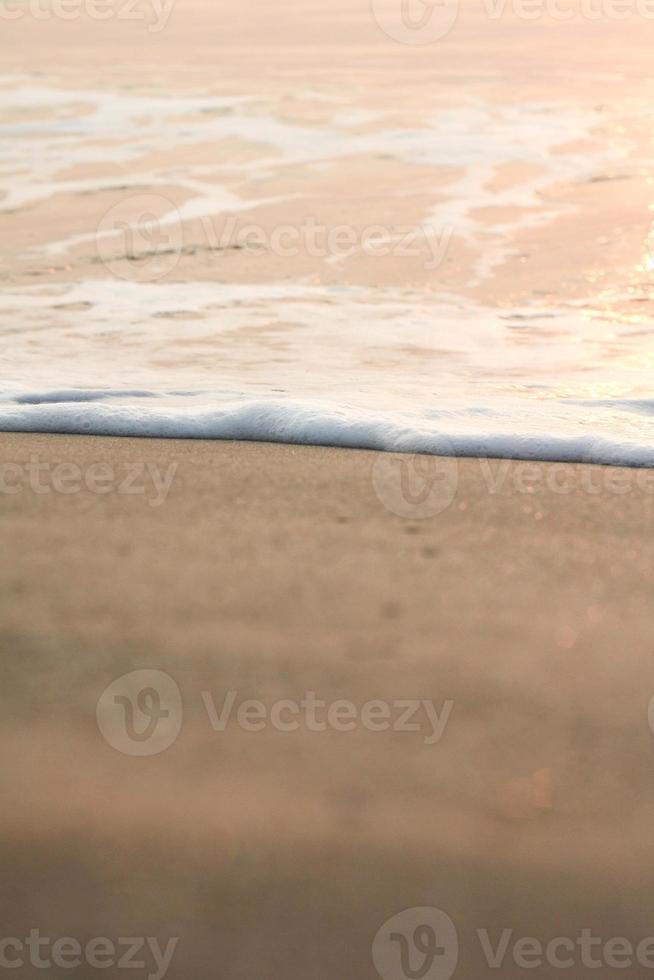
[2,81,653,464]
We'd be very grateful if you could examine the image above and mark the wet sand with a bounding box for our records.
[3,0,654,317]
[2,432,654,977]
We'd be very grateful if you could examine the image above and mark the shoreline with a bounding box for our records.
[2,424,654,470]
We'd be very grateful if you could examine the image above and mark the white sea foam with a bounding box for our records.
[2,82,651,464]
[2,280,654,465]
[0,84,625,277]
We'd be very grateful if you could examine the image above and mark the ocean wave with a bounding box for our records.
[3,395,654,468]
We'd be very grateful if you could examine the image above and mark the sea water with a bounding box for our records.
[2,81,653,465]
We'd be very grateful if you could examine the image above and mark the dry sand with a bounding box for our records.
[2,432,654,977]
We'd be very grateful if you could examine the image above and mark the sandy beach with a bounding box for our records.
[3,0,654,975]
[2,433,654,977]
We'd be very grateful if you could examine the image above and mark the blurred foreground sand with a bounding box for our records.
[1,434,654,977]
